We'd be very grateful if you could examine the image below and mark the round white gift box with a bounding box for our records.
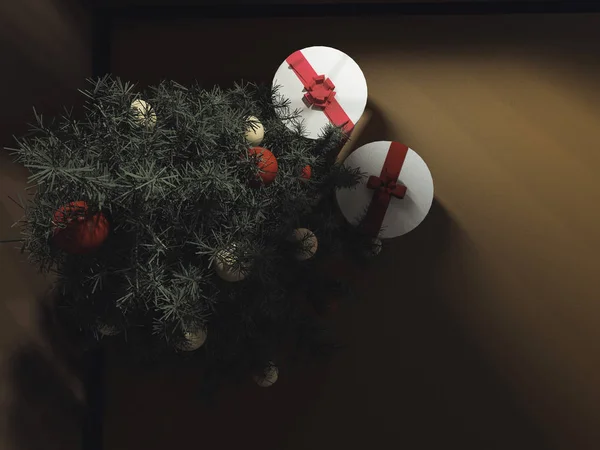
[336,141,434,238]
[273,46,368,140]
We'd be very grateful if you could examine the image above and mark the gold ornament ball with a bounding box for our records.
[214,244,250,282]
[253,362,279,387]
[245,116,264,146]
[175,329,207,351]
[292,228,318,261]
[130,99,157,128]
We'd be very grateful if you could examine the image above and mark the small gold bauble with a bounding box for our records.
[291,228,318,261]
[244,116,264,146]
[253,362,278,387]
[130,99,157,128]
[214,244,250,282]
[175,329,207,351]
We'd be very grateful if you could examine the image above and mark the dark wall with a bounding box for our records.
[0,1,91,449]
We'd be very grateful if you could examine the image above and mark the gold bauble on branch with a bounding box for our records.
[291,228,318,261]
[130,99,157,128]
[214,243,251,282]
[244,115,264,146]
[175,329,207,351]
[253,362,279,387]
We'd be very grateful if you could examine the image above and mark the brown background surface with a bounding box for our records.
[105,11,600,450]
[0,1,90,450]
[2,3,600,450]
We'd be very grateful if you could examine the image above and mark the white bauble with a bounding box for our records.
[130,99,157,128]
[253,362,279,387]
[175,329,207,351]
[244,115,264,146]
[97,323,120,336]
[214,244,250,282]
[291,228,318,261]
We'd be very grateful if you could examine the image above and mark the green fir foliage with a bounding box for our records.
[9,76,372,386]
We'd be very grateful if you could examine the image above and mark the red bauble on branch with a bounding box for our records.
[248,147,278,186]
[52,201,110,254]
[300,165,312,180]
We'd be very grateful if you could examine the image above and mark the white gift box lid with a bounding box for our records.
[336,141,434,239]
[272,46,368,140]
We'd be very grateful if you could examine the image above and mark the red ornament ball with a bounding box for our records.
[300,165,312,180]
[52,201,110,254]
[248,147,278,186]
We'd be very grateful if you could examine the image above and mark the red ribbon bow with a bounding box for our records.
[366,174,407,198]
[286,50,354,134]
[305,75,336,108]
[361,142,409,237]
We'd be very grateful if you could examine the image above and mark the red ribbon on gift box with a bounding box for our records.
[286,50,354,134]
[361,142,409,237]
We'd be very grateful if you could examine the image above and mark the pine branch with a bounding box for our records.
[11,75,369,386]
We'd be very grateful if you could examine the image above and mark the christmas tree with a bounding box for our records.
[8,76,373,390]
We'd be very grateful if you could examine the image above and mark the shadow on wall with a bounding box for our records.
[99,191,556,450]
[6,300,85,450]
[355,100,393,148]
[322,197,558,450]
[0,1,91,443]
[0,0,90,147]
